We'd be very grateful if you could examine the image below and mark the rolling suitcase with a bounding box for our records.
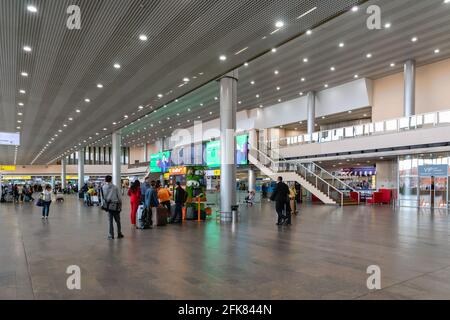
[153,207,168,227]
[136,205,149,229]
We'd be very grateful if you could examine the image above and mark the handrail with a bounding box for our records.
[272,109,450,148]
[251,146,345,206]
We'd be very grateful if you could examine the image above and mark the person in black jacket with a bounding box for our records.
[171,182,187,224]
[270,177,292,226]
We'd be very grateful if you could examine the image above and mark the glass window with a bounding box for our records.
[439,111,450,124]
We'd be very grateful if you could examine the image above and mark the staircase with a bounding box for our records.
[249,145,360,206]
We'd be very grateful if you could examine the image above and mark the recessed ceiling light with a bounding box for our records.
[275,21,284,28]
[351,6,359,12]
[27,5,37,13]
[324,84,329,88]
[68,117,73,121]
[259,105,263,108]
[18,112,23,116]
[301,77,305,82]
[322,116,326,119]
[256,94,260,98]
[330,66,335,71]
[238,101,242,105]
[303,58,308,63]
[139,34,148,41]
[114,63,121,69]
[434,49,440,54]
[157,94,163,98]
[17,120,22,123]
[363,114,368,117]
[183,77,190,82]
[445,0,450,4]
[306,29,312,35]
[274,70,279,75]
[299,92,304,96]
[138,105,144,110]
[348,110,352,114]
[17,126,21,130]
[19,89,26,94]
[23,46,32,52]
[384,22,391,29]
[411,37,418,42]
[276,87,280,91]
[97,84,103,88]
[390,62,396,67]
[21,72,28,77]
[76,109,81,113]
[366,53,372,58]
[339,42,345,48]
[219,55,227,61]
[244,62,249,67]
[63,124,67,127]
[278,99,282,102]
[354,74,359,79]
[250,80,255,85]
[84,98,90,103]
[271,48,277,53]
[18,102,24,106]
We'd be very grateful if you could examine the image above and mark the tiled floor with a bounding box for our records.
[1,196,450,300]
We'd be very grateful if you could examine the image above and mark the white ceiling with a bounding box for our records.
[0,0,361,165]
[3,0,450,165]
[115,0,450,151]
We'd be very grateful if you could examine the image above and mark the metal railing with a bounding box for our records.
[251,145,346,206]
[271,109,450,148]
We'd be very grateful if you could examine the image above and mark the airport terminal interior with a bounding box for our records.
[1,0,450,300]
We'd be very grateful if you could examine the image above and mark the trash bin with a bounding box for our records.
[231,205,239,223]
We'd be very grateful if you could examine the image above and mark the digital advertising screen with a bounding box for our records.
[205,140,221,168]
[149,151,171,173]
[204,134,248,167]
[236,134,249,165]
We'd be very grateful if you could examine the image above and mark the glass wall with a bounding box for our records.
[399,153,449,208]
[66,147,129,165]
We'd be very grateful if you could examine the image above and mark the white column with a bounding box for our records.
[404,59,416,117]
[112,131,122,187]
[78,149,85,189]
[307,91,316,135]
[143,144,148,163]
[248,168,256,193]
[50,176,55,189]
[61,157,67,189]
[219,70,238,223]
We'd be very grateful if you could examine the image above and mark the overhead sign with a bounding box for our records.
[205,169,221,177]
[418,165,448,177]
[0,165,16,171]
[169,166,187,176]
[2,176,32,180]
[0,132,20,146]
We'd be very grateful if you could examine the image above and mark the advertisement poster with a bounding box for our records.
[150,151,171,173]
[205,134,248,167]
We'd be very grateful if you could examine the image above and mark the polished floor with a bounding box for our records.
[1,195,450,300]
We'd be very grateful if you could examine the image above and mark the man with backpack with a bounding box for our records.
[270,176,292,226]
[171,182,187,224]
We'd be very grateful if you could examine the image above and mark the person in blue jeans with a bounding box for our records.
[41,185,53,219]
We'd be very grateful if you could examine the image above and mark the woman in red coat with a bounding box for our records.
[127,180,141,227]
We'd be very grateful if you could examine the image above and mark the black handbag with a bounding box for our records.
[36,198,44,207]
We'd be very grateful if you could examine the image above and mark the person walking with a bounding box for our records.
[270,176,291,226]
[171,182,187,224]
[145,180,159,227]
[41,185,53,219]
[102,175,124,240]
[127,180,141,228]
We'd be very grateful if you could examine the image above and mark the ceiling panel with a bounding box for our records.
[0,0,362,164]
[113,0,450,151]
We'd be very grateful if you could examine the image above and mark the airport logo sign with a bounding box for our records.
[418,165,448,177]
[0,132,20,146]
